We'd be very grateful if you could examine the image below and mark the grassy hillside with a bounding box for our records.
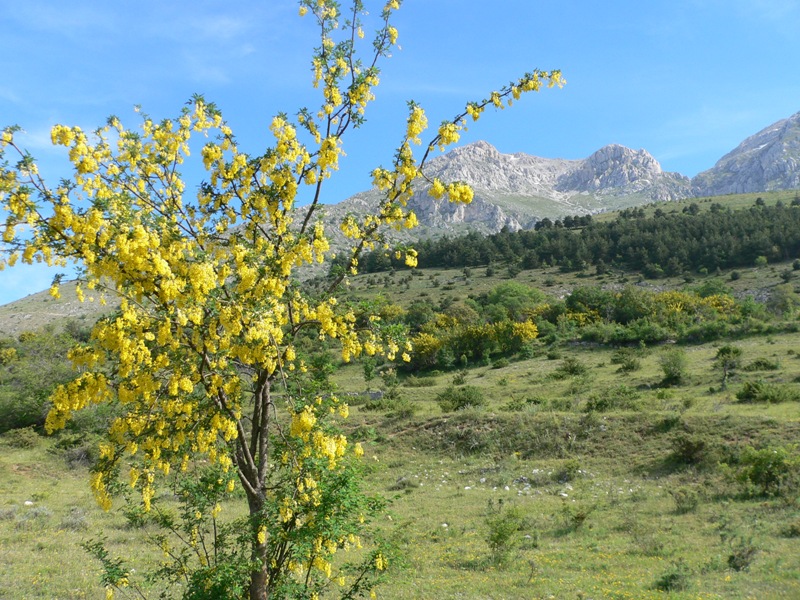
[1,191,800,598]
[3,322,799,598]
[0,280,110,339]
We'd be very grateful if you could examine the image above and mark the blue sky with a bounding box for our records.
[2,0,800,305]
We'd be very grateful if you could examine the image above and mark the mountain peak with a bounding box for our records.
[692,111,800,195]
[554,143,689,200]
[327,110,800,239]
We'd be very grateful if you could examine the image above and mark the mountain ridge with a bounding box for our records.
[326,110,800,236]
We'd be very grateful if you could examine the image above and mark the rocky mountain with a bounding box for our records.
[326,140,693,237]
[692,111,800,196]
[556,144,691,201]
[324,111,800,237]
[325,110,800,237]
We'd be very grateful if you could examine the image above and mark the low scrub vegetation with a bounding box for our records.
[4,203,800,598]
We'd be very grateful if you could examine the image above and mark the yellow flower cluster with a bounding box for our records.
[437,122,461,150]
[406,106,427,145]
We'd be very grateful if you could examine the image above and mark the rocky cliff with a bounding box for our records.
[692,111,800,196]
[329,140,692,236]
[556,144,692,201]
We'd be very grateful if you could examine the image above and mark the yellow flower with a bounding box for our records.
[374,553,388,570]
[437,123,460,150]
[429,178,445,199]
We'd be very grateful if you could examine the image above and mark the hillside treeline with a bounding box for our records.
[352,200,800,276]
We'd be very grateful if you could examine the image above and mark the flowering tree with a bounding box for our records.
[0,1,562,598]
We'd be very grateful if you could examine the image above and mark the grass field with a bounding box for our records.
[3,323,799,598]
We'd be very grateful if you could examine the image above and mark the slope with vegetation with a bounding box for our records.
[3,190,800,598]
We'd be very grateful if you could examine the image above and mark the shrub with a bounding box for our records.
[584,384,640,412]
[683,320,732,343]
[436,385,486,412]
[734,445,800,497]
[554,458,582,483]
[671,434,711,466]
[552,356,588,379]
[501,395,544,412]
[781,519,800,538]
[659,348,688,385]
[485,505,530,563]
[59,507,89,531]
[742,358,781,371]
[2,426,40,449]
[669,486,700,514]
[15,505,53,531]
[0,328,85,434]
[626,318,670,344]
[403,375,437,388]
[452,370,468,385]
[363,394,416,418]
[653,559,691,592]
[545,347,562,360]
[610,347,642,373]
[559,500,594,531]
[736,380,800,403]
[727,536,758,571]
[387,477,418,493]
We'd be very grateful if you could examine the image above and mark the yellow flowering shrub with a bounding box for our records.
[0,1,562,599]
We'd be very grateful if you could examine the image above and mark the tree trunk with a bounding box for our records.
[248,493,269,600]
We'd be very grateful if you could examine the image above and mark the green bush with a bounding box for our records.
[742,358,781,371]
[554,458,582,483]
[734,445,799,497]
[2,426,40,449]
[653,559,691,592]
[781,518,800,538]
[658,348,688,385]
[626,318,670,343]
[584,384,640,412]
[402,375,437,388]
[436,385,486,412]
[727,537,758,571]
[669,486,700,514]
[670,434,712,466]
[501,395,544,412]
[0,328,81,434]
[683,319,732,343]
[363,394,416,418]
[552,356,588,379]
[736,380,800,403]
[484,504,530,563]
[610,347,642,373]
[452,370,468,385]
[559,500,594,531]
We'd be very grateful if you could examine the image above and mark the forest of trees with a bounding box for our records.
[348,200,800,277]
